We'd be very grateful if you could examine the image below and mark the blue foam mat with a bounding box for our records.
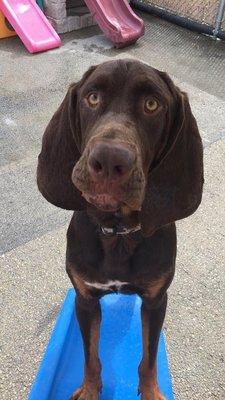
[29,289,174,400]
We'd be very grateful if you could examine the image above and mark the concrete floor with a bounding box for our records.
[1,12,225,400]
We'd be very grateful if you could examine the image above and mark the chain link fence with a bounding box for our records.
[131,0,225,39]
[221,5,225,30]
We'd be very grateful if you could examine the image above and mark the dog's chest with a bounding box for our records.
[84,279,129,292]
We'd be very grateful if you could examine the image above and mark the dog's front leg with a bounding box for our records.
[138,294,167,400]
[71,294,102,400]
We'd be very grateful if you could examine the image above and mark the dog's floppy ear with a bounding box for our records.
[140,73,204,236]
[37,66,97,210]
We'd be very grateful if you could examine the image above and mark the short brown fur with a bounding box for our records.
[37,60,203,400]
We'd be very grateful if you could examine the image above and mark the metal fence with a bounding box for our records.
[131,0,225,40]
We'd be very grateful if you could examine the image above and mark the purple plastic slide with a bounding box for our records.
[84,0,144,47]
[0,0,61,53]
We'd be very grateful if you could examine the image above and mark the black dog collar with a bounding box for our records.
[101,224,141,236]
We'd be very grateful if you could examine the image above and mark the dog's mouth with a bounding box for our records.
[73,162,146,214]
[82,192,121,212]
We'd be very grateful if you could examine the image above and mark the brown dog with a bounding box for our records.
[37,59,203,400]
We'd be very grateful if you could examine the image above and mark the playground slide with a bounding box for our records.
[84,0,144,47]
[29,290,175,400]
[0,0,61,53]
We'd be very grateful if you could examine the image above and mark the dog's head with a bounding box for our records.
[37,59,203,235]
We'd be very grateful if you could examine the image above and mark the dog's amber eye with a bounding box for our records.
[144,99,158,113]
[87,93,100,107]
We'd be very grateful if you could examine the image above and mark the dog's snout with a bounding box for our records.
[88,141,136,181]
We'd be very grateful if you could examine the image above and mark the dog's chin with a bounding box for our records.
[82,192,121,213]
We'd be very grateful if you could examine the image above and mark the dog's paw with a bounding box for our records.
[70,383,101,400]
[138,387,166,400]
[141,395,165,400]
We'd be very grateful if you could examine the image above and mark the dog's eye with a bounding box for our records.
[144,99,158,113]
[86,92,100,108]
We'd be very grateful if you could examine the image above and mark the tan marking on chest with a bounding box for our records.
[84,280,129,291]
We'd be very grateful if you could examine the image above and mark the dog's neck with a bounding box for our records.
[100,224,141,236]
[87,206,141,236]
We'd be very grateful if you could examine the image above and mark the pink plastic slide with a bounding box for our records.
[0,0,61,53]
[84,0,144,47]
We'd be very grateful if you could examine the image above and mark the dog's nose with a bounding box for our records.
[88,141,135,181]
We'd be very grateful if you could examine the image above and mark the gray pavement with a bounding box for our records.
[1,12,225,400]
